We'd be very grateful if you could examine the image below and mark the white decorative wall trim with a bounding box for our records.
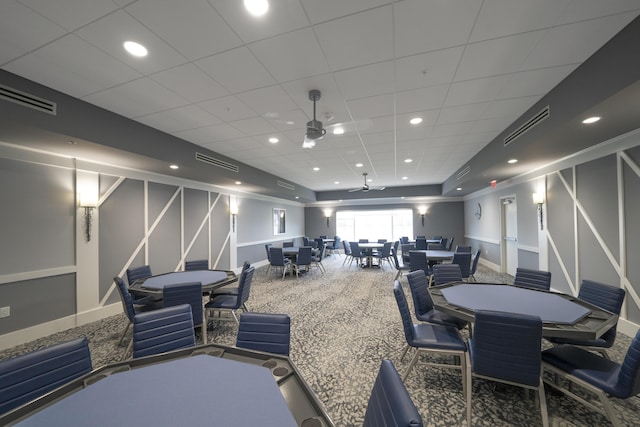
[464,234,500,245]
[517,244,539,254]
[0,266,76,285]
[236,235,306,248]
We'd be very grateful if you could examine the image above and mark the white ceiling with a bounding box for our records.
[1,0,640,192]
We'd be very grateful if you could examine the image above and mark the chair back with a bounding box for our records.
[617,329,640,398]
[236,313,291,356]
[0,337,92,415]
[297,246,313,266]
[132,304,196,358]
[332,236,341,249]
[163,282,203,328]
[432,264,462,286]
[455,245,472,253]
[415,237,427,250]
[302,236,310,246]
[439,238,449,251]
[236,266,255,309]
[408,251,429,275]
[400,236,409,244]
[315,243,326,260]
[359,239,369,243]
[184,259,208,271]
[343,240,352,256]
[241,260,251,273]
[579,280,626,345]
[470,250,481,275]
[446,237,455,251]
[126,265,152,285]
[319,235,327,239]
[393,281,416,344]
[363,359,423,427]
[283,241,294,248]
[378,239,387,244]
[380,241,393,257]
[432,235,442,240]
[427,243,444,250]
[514,268,551,291]
[401,244,415,264]
[471,310,542,387]
[415,235,426,239]
[451,252,472,279]
[350,241,363,257]
[265,244,273,262]
[407,270,435,317]
[269,247,288,267]
[114,276,136,322]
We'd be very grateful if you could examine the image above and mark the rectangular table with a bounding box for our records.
[429,282,618,340]
[3,344,334,427]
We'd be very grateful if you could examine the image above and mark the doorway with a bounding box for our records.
[501,197,518,276]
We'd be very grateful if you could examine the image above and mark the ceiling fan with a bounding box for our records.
[302,89,326,148]
[348,173,386,192]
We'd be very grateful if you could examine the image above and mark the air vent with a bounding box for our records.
[504,106,550,146]
[277,181,295,191]
[195,152,239,173]
[456,165,471,180]
[0,84,56,115]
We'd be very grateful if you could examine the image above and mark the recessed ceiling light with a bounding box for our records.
[268,137,279,143]
[404,158,412,163]
[313,167,319,171]
[456,187,462,191]
[332,127,344,135]
[355,163,363,168]
[295,196,299,199]
[409,117,423,125]
[582,116,601,124]
[244,0,268,16]
[235,181,242,185]
[334,181,340,185]
[508,159,518,164]
[402,176,408,180]
[123,41,147,57]
[285,121,295,125]
[169,164,179,170]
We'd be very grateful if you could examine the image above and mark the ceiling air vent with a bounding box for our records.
[0,84,56,115]
[504,106,550,146]
[277,181,295,191]
[456,165,471,180]
[195,152,239,173]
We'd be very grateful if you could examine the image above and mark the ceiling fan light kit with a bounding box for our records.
[302,90,326,148]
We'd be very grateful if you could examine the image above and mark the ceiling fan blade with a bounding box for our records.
[371,186,386,190]
[347,188,362,192]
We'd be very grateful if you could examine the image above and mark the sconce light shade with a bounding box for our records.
[79,192,98,208]
[532,192,544,205]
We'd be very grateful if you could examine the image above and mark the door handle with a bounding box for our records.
[503,236,517,242]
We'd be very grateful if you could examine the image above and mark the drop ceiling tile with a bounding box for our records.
[555,0,640,25]
[395,85,449,114]
[4,34,141,98]
[76,10,187,75]
[151,64,229,103]
[0,0,66,63]
[393,0,481,58]
[19,0,121,31]
[497,65,576,99]
[394,47,463,92]
[314,6,393,71]
[126,0,242,60]
[266,109,308,131]
[437,103,492,125]
[358,116,395,135]
[334,61,395,100]
[175,123,245,144]
[481,96,542,120]
[347,93,395,121]
[197,95,257,122]
[444,75,510,107]
[83,77,189,118]
[281,75,351,122]
[195,46,275,93]
[249,28,331,83]
[229,117,277,136]
[137,105,221,133]
[236,85,298,117]
[300,0,391,24]
[211,0,309,43]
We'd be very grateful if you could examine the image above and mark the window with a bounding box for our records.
[336,209,413,242]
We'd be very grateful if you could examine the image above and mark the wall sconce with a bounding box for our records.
[79,193,98,242]
[230,204,238,232]
[532,192,544,230]
[417,207,427,227]
[323,209,332,228]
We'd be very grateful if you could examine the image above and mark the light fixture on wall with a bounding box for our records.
[79,192,98,242]
[230,203,238,232]
[532,192,544,230]
[324,209,332,228]
[418,207,427,227]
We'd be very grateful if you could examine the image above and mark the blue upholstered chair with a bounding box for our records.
[445,236,455,251]
[372,241,394,270]
[362,359,423,427]
[400,236,409,244]
[269,247,292,279]
[408,250,430,277]
[392,248,411,281]
[393,281,467,387]
[514,267,551,291]
[414,237,427,250]
[455,245,472,253]
[283,241,294,248]
[294,246,313,277]
[131,304,196,359]
[342,240,353,266]
[205,266,254,324]
[126,265,152,286]
[311,243,326,274]
[547,279,625,358]
[326,236,341,257]
[439,237,449,251]
[0,337,92,415]
[406,270,467,330]
[209,261,250,298]
[451,251,472,280]
[349,241,365,268]
[542,329,640,427]
[468,250,481,282]
[466,310,548,427]
[236,312,291,356]
[163,282,206,344]
[184,259,208,271]
[114,276,158,347]
[432,264,462,286]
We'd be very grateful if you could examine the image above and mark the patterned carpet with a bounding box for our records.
[2,256,639,426]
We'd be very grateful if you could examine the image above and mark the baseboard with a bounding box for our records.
[0,303,122,351]
[618,317,639,338]
[478,258,501,273]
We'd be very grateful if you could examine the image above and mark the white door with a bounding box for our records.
[502,198,518,276]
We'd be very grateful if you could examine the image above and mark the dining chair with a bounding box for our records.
[114,276,159,347]
[236,312,291,356]
[542,329,640,427]
[392,249,411,281]
[269,247,292,279]
[131,304,196,359]
[466,310,548,427]
[377,238,387,243]
[0,337,92,415]
[406,270,467,330]
[264,244,273,275]
[282,241,294,248]
[311,243,326,274]
[400,243,415,265]
[372,241,393,270]
[184,259,208,271]
[427,243,444,250]
[349,241,365,268]
[294,246,313,277]
[209,261,250,298]
[455,245,472,253]
[163,281,206,344]
[362,359,423,427]
[359,239,369,243]
[400,236,409,244]
[439,238,449,251]
[415,237,427,250]
[205,266,254,324]
[514,268,552,291]
[393,281,467,388]
[342,239,353,266]
[451,252,472,280]
[546,279,625,358]
[468,250,481,282]
[445,237,455,251]
[415,235,426,239]
[126,265,152,286]
[408,250,430,277]
[432,264,463,286]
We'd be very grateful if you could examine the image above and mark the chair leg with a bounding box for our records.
[466,358,473,427]
[402,350,420,382]
[538,379,549,427]
[118,321,132,346]
[400,344,411,362]
[599,390,622,427]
